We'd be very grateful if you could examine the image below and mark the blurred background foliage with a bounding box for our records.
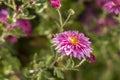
[0,0,120,80]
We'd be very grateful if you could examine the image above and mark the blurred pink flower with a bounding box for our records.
[12,19,32,36]
[0,9,8,23]
[50,0,60,8]
[97,18,105,25]
[113,0,120,5]
[104,0,120,15]
[0,9,32,35]
[97,17,118,27]
[6,19,31,43]
[96,0,107,7]
[92,16,118,34]
[7,36,18,43]
[8,19,31,43]
[52,31,92,60]
[0,9,32,42]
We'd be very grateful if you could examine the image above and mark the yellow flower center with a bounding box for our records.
[68,36,79,44]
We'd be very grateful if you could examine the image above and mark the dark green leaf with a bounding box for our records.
[54,67,64,79]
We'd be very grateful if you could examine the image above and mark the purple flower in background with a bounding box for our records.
[12,19,32,36]
[0,9,8,23]
[105,17,118,26]
[0,9,32,42]
[96,0,107,7]
[97,18,105,25]
[7,36,18,43]
[104,0,120,15]
[52,31,92,59]
[92,16,118,34]
[7,19,32,43]
[0,9,31,35]
[97,17,118,27]
[50,0,60,8]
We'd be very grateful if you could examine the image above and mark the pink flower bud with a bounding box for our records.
[50,0,61,8]
[88,53,95,63]
[29,0,34,3]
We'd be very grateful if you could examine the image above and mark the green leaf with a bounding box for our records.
[46,55,54,66]
[0,23,4,36]
[39,61,45,68]
[21,15,36,19]
[66,59,75,68]
[54,67,64,79]
[8,27,25,37]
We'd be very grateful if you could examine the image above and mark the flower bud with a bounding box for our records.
[88,53,95,63]
[50,0,61,8]
[68,9,75,15]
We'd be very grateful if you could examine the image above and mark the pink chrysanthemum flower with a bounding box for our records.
[104,0,120,15]
[52,31,92,59]
[50,0,60,8]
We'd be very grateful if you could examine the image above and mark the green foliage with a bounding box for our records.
[9,27,25,37]
[54,67,64,79]
[66,59,75,68]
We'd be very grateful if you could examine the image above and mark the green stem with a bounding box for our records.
[0,28,9,42]
[118,37,120,50]
[0,33,5,42]
[50,53,58,68]
[12,0,16,10]
[56,8,63,32]
[62,13,71,28]
[75,59,86,68]
[33,53,38,68]
[37,71,42,80]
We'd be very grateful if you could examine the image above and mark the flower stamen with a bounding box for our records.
[68,36,79,44]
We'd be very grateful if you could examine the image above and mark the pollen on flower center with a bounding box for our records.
[68,36,79,44]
